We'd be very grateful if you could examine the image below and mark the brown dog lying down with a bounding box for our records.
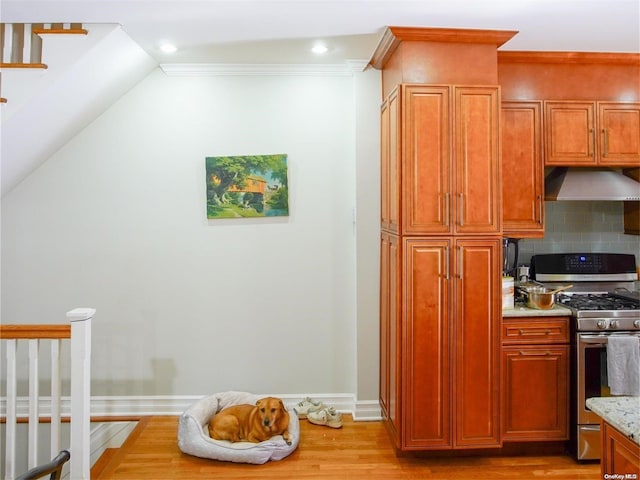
[208,397,292,445]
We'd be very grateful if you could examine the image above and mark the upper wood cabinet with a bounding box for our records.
[501,101,544,238]
[380,91,400,233]
[381,84,501,236]
[544,101,640,166]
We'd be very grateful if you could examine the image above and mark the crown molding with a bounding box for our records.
[370,26,518,70]
[497,51,640,65]
[160,60,369,77]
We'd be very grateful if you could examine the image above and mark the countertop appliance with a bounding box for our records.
[529,253,639,461]
[502,237,520,277]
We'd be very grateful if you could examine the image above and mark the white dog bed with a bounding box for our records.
[177,391,300,464]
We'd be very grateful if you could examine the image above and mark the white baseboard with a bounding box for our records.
[2,393,382,421]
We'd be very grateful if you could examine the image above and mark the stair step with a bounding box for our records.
[33,27,88,36]
[0,63,47,69]
[90,448,118,478]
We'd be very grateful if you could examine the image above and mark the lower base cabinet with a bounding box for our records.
[381,236,502,451]
[501,316,570,441]
[601,421,640,477]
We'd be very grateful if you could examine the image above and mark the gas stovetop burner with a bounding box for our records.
[556,293,640,311]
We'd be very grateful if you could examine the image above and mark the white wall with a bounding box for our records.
[1,66,382,404]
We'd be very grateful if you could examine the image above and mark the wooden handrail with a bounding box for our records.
[0,324,71,339]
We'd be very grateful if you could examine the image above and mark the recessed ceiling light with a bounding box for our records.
[311,44,328,55]
[160,43,177,54]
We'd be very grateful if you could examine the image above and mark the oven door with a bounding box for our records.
[576,331,640,460]
[578,332,640,422]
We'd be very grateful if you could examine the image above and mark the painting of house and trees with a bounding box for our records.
[205,154,289,218]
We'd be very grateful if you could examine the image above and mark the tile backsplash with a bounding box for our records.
[518,201,640,265]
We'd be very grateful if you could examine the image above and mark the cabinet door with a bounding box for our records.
[544,101,597,165]
[501,102,544,238]
[598,102,640,166]
[502,345,569,441]
[381,99,390,231]
[381,89,400,233]
[601,422,640,477]
[379,233,401,446]
[403,238,451,449]
[453,237,501,448]
[403,85,451,235]
[454,87,501,235]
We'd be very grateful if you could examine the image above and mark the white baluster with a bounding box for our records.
[5,339,17,480]
[51,339,62,457]
[28,338,40,469]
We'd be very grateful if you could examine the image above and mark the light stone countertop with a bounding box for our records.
[502,303,573,317]
[586,396,640,446]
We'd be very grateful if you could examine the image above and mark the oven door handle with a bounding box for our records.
[579,333,640,345]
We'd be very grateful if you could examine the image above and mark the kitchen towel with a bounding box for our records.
[606,336,640,396]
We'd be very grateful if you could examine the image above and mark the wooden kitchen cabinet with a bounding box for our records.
[402,237,501,450]
[380,81,502,451]
[379,232,401,447]
[380,84,501,236]
[544,101,640,166]
[501,101,544,238]
[501,316,570,441]
[380,91,400,234]
[601,421,640,477]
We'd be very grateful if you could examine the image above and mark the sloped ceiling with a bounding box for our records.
[1,0,639,197]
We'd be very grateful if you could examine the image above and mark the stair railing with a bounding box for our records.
[1,307,95,480]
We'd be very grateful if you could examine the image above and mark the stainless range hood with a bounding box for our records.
[545,167,640,201]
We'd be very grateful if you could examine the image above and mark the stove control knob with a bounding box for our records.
[609,320,619,329]
[597,320,607,329]
[634,320,640,329]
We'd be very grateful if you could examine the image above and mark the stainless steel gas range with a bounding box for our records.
[530,253,640,461]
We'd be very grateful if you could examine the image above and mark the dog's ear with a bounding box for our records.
[279,399,285,412]
[256,399,263,407]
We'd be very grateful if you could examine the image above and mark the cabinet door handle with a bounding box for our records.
[518,329,552,336]
[589,128,595,157]
[445,246,450,280]
[444,192,450,227]
[519,351,552,356]
[458,246,463,280]
[602,128,608,157]
[537,195,543,225]
[459,193,464,227]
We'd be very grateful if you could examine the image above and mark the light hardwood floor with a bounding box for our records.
[91,415,600,479]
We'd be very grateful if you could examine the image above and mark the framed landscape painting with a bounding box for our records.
[205,154,289,219]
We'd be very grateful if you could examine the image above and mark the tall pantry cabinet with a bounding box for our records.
[374,26,514,452]
[379,83,503,450]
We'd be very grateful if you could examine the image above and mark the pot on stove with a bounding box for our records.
[520,284,573,310]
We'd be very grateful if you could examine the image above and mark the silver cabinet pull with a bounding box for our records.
[444,192,450,227]
[602,128,608,157]
[589,128,595,157]
[445,246,450,280]
[519,329,552,336]
[459,193,464,227]
[537,195,543,225]
[458,245,463,279]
